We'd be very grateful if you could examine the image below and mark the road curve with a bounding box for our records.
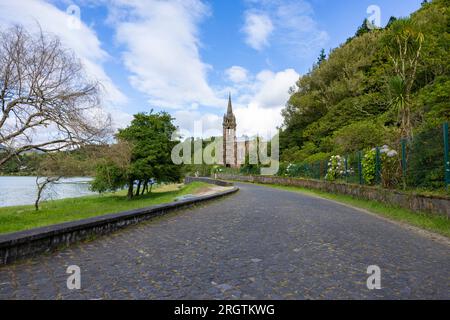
[0,182,449,299]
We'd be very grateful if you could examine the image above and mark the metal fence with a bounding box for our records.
[281,122,450,193]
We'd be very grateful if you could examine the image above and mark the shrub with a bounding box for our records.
[325,155,346,181]
[333,120,392,154]
[277,162,289,176]
[406,125,446,189]
[303,152,331,164]
[90,162,126,193]
[379,145,401,188]
[362,149,377,185]
[362,145,401,187]
[286,163,302,177]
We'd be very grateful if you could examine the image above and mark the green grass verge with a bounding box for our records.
[0,182,209,235]
[251,182,450,238]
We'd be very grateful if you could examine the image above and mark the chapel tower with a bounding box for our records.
[223,94,237,167]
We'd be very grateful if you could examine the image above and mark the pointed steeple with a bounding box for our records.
[223,92,236,129]
[227,93,233,115]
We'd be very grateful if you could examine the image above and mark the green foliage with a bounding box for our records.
[240,154,261,175]
[316,49,327,66]
[419,76,450,126]
[379,146,401,188]
[333,121,393,154]
[182,163,214,177]
[325,155,345,181]
[406,125,446,189]
[279,0,450,191]
[386,16,398,29]
[240,165,260,175]
[90,162,125,193]
[283,162,321,179]
[91,112,181,199]
[354,19,372,38]
[362,149,377,185]
[285,163,302,177]
[277,162,288,176]
[303,152,331,164]
[117,112,181,185]
[362,146,401,187]
[280,142,318,163]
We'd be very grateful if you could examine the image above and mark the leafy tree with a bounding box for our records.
[386,16,398,29]
[316,49,326,66]
[90,162,126,194]
[333,121,394,154]
[93,112,180,199]
[355,19,372,37]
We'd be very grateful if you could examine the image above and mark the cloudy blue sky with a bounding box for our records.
[0,0,423,137]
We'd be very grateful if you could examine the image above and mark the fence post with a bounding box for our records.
[401,139,407,189]
[317,161,321,180]
[344,155,348,183]
[375,146,381,185]
[358,151,363,185]
[444,122,450,190]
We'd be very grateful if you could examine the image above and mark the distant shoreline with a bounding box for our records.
[0,174,93,178]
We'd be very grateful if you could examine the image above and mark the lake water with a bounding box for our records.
[0,176,95,207]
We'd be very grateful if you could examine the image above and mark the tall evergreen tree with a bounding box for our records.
[317,49,327,66]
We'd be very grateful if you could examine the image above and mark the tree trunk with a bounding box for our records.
[136,180,141,196]
[142,181,148,195]
[34,176,60,211]
[35,183,44,211]
[127,180,134,199]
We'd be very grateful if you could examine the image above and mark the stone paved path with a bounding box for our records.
[0,183,449,299]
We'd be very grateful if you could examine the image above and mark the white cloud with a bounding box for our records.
[251,69,299,109]
[0,0,128,128]
[109,0,221,109]
[242,0,329,56]
[173,110,222,138]
[0,0,300,139]
[232,68,299,137]
[225,66,249,83]
[234,105,283,138]
[242,12,274,51]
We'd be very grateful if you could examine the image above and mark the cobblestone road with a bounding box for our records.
[0,183,449,299]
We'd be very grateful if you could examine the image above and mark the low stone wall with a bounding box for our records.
[217,174,450,217]
[0,186,238,265]
[185,176,233,187]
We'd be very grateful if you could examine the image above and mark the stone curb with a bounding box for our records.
[0,185,239,265]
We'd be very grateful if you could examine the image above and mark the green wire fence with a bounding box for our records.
[280,122,450,192]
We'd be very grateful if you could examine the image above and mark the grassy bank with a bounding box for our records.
[0,182,209,235]
[251,182,450,238]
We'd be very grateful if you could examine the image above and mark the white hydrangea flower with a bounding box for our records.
[387,150,398,157]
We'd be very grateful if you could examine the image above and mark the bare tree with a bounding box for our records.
[0,25,111,167]
[33,149,96,210]
[34,176,61,211]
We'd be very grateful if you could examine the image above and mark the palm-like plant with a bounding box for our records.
[388,76,410,138]
[384,18,424,139]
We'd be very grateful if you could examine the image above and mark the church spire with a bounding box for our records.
[223,92,236,129]
[227,93,233,115]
